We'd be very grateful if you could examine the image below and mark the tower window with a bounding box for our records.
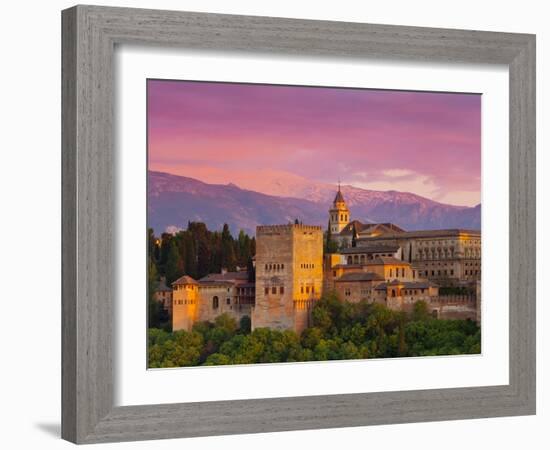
[212,296,219,309]
[280,286,284,294]
[272,286,277,294]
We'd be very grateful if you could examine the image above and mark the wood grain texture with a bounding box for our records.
[61,4,536,444]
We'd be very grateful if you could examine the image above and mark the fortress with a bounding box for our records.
[159,186,481,334]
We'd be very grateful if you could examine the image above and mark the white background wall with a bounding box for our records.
[0,0,546,448]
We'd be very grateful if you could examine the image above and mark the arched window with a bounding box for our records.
[391,289,396,297]
[212,296,219,309]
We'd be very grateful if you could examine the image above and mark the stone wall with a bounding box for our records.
[427,295,478,321]
[252,224,323,334]
[172,284,199,331]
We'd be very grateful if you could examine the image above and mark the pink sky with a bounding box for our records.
[147,80,481,206]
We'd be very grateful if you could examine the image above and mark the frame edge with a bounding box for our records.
[62,5,537,444]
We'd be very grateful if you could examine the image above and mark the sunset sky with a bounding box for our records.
[147,79,481,207]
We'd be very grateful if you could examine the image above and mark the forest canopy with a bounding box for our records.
[148,294,481,368]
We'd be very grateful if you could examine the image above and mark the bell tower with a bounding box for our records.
[328,182,350,234]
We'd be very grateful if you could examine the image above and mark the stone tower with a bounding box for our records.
[252,224,323,335]
[328,183,350,234]
[172,275,199,331]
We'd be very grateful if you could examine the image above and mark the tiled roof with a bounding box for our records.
[339,222,405,237]
[335,272,384,282]
[339,245,400,255]
[198,271,251,286]
[199,271,249,282]
[332,264,363,269]
[338,220,374,236]
[155,278,172,292]
[172,275,198,286]
[358,228,480,241]
[369,256,409,265]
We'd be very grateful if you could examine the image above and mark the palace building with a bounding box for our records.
[171,270,255,332]
[167,187,481,332]
[328,187,481,286]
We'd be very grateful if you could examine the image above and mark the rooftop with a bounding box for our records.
[199,271,249,285]
[358,228,481,241]
[369,256,409,266]
[333,188,345,204]
[332,264,363,269]
[172,275,198,286]
[338,221,405,237]
[335,272,385,282]
[339,245,400,255]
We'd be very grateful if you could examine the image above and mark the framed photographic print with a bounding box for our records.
[62,5,536,444]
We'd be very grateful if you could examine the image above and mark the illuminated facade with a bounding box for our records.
[170,188,481,332]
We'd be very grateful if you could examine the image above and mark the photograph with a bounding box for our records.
[146,79,482,368]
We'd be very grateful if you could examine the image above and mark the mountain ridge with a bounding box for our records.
[148,170,481,236]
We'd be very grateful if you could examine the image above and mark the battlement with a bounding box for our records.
[256,224,323,234]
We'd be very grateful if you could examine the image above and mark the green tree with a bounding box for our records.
[239,315,252,334]
[165,240,182,284]
[351,222,358,247]
[221,223,237,271]
[412,300,430,322]
[324,223,338,254]
[147,257,162,328]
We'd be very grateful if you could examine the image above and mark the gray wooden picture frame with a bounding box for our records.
[61,4,536,444]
